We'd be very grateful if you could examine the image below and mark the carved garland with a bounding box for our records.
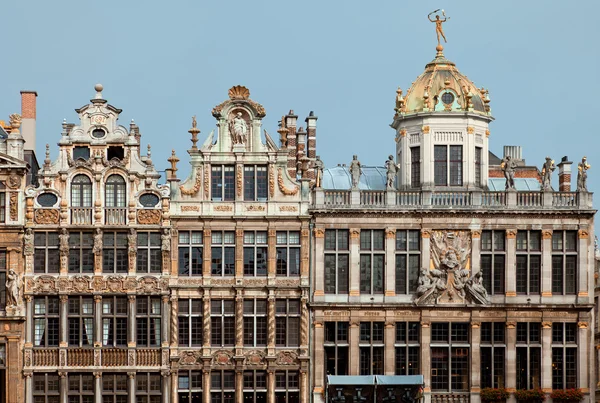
[236,167,243,197]
[179,168,202,196]
[269,165,275,198]
[26,275,168,294]
[9,192,17,221]
[203,165,210,199]
[277,168,299,196]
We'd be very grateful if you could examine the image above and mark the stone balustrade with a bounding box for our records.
[314,189,592,210]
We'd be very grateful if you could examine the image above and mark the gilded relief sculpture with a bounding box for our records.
[541,156,555,191]
[577,156,590,191]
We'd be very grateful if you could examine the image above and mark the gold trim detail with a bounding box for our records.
[542,321,552,329]
[578,321,589,329]
[421,230,431,238]
[471,230,481,239]
[421,126,430,134]
[542,230,553,239]
[350,229,360,239]
[399,128,407,137]
[505,229,517,239]
[578,229,589,239]
[313,228,325,238]
[269,164,275,198]
[505,291,517,297]
[467,126,475,134]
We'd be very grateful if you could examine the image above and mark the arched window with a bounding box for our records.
[71,175,92,207]
[105,175,126,207]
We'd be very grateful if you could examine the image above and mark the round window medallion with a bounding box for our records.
[38,193,58,207]
[139,193,160,207]
[91,128,106,139]
[441,92,455,105]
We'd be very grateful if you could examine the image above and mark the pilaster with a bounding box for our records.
[505,230,517,297]
[578,322,589,391]
[421,320,431,403]
[349,320,360,376]
[541,230,553,298]
[578,229,590,299]
[384,321,395,375]
[313,320,325,396]
[313,228,325,296]
[541,321,552,392]
[505,322,516,401]
[349,229,360,298]
[470,322,481,403]
[385,229,396,297]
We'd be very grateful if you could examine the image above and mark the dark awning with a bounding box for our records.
[326,375,424,386]
[375,375,424,385]
[327,375,375,385]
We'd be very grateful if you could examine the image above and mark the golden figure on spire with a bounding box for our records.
[428,9,449,48]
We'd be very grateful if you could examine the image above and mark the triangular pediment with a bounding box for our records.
[0,152,28,169]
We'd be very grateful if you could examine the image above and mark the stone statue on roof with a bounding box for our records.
[385,155,400,190]
[577,156,590,192]
[541,156,555,191]
[314,156,325,188]
[501,155,517,191]
[349,155,362,189]
[229,112,248,145]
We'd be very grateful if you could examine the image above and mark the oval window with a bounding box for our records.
[92,128,106,138]
[441,92,455,105]
[139,193,160,207]
[38,193,58,207]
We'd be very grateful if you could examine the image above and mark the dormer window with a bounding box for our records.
[434,145,463,186]
[92,128,106,139]
[73,146,90,161]
[441,92,455,105]
[107,146,124,161]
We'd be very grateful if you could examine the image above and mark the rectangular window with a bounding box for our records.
[551,231,578,295]
[178,231,203,276]
[359,322,384,375]
[324,230,349,294]
[211,166,235,201]
[103,232,128,274]
[275,371,299,403]
[211,231,235,276]
[243,231,268,276]
[395,322,420,375]
[67,373,94,403]
[178,370,202,403]
[431,323,469,392]
[516,231,542,295]
[275,299,300,347]
[551,323,578,389]
[34,232,60,274]
[33,373,60,403]
[136,297,161,347]
[137,232,162,274]
[481,322,505,388]
[210,371,235,403]
[481,231,506,295]
[102,373,128,403]
[211,300,235,347]
[410,147,420,187]
[449,145,463,186]
[475,147,482,185]
[0,192,5,223]
[434,145,448,186]
[68,297,94,347]
[395,230,421,294]
[102,297,128,347]
[33,297,59,347]
[243,299,267,347]
[244,165,268,201]
[434,145,463,186]
[360,230,385,294]
[516,322,542,389]
[68,232,94,273]
[276,231,300,276]
[242,370,267,403]
[178,299,203,347]
[136,373,161,403]
[324,322,349,377]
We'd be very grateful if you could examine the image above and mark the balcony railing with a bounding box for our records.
[103,348,128,367]
[105,208,127,225]
[314,189,593,210]
[32,349,59,366]
[68,348,94,366]
[431,393,470,403]
[71,208,93,225]
[137,349,161,366]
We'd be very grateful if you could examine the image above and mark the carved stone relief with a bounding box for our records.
[277,168,299,195]
[137,209,161,225]
[9,192,17,221]
[211,350,233,366]
[276,351,298,366]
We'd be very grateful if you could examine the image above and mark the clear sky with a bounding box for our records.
[2,0,599,195]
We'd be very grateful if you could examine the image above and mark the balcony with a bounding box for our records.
[105,208,127,225]
[431,393,470,403]
[32,349,59,366]
[71,208,93,225]
[313,189,592,210]
[102,348,128,367]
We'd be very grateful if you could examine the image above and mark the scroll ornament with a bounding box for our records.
[277,168,299,196]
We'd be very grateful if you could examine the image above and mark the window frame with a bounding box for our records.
[516,322,542,390]
[136,232,162,274]
[481,230,506,295]
[68,231,94,274]
[135,373,162,403]
[324,230,349,294]
[243,299,267,347]
[102,373,128,403]
[71,174,93,207]
[34,232,60,274]
[178,370,203,403]
[480,322,506,388]
[275,299,300,347]
[243,165,268,201]
[242,370,267,403]
[211,231,235,276]
[410,146,420,188]
[211,165,235,202]
[324,322,349,377]
[516,231,542,295]
[210,299,235,347]
[243,231,268,277]
[103,231,128,274]
[359,322,385,375]
[359,230,385,295]
[178,299,203,347]
[136,297,162,347]
[395,230,421,295]
[276,231,300,277]
[33,296,60,347]
[68,296,95,347]
[178,231,203,276]
[67,373,95,403]
[551,231,578,295]
[395,322,420,376]
[105,174,127,208]
[33,373,60,403]
[102,296,128,347]
[430,322,470,392]
[551,322,578,389]
[434,145,463,186]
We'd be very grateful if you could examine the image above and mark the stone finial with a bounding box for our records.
[94,83,103,99]
[9,113,21,131]
[168,150,179,172]
[44,144,51,168]
[189,116,200,150]
[146,144,153,167]
[277,115,289,148]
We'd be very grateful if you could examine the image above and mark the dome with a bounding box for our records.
[395,47,492,116]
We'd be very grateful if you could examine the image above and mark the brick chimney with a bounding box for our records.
[285,110,298,178]
[20,91,37,152]
[305,111,318,180]
[557,156,573,192]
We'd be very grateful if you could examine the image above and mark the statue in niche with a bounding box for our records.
[229,112,248,145]
[23,228,34,256]
[501,155,517,190]
[128,229,137,255]
[6,269,21,307]
[314,156,325,188]
[93,228,103,256]
[577,156,591,192]
[161,229,171,252]
[349,155,362,189]
[59,228,69,256]
[385,155,400,190]
[541,156,555,191]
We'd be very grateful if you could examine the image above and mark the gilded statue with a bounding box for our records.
[577,156,591,192]
[541,157,555,191]
[314,156,325,188]
[428,9,449,46]
[500,155,517,190]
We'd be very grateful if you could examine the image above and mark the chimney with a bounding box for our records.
[20,91,37,152]
[503,145,525,166]
[557,156,573,192]
[285,110,298,178]
[305,111,318,180]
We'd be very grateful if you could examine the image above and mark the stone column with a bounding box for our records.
[349,229,360,298]
[236,370,243,403]
[267,294,276,357]
[578,229,590,299]
[505,322,516,403]
[300,369,308,403]
[267,369,275,403]
[470,322,481,403]
[541,321,552,392]
[541,230,553,298]
[384,321,395,375]
[6,336,21,403]
[203,369,211,403]
[313,228,325,296]
[25,295,33,344]
[420,321,431,403]
[300,228,310,279]
[578,322,589,392]
[235,229,244,278]
[203,294,211,356]
[471,231,481,275]
[235,291,243,354]
[421,231,431,272]
[94,295,102,346]
[128,295,136,350]
[162,371,171,403]
[300,295,309,355]
[24,372,33,403]
[59,372,67,403]
[170,296,178,348]
[162,296,170,347]
[94,373,102,403]
[203,229,212,278]
[171,370,178,403]
[313,320,325,399]
[385,229,396,297]
[128,373,136,403]
[59,295,68,346]
[268,229,276,277]
[505,230,517,297]
[349,320,360,375]
[421,125,432,188]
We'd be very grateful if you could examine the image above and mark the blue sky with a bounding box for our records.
[1,0,599,194]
